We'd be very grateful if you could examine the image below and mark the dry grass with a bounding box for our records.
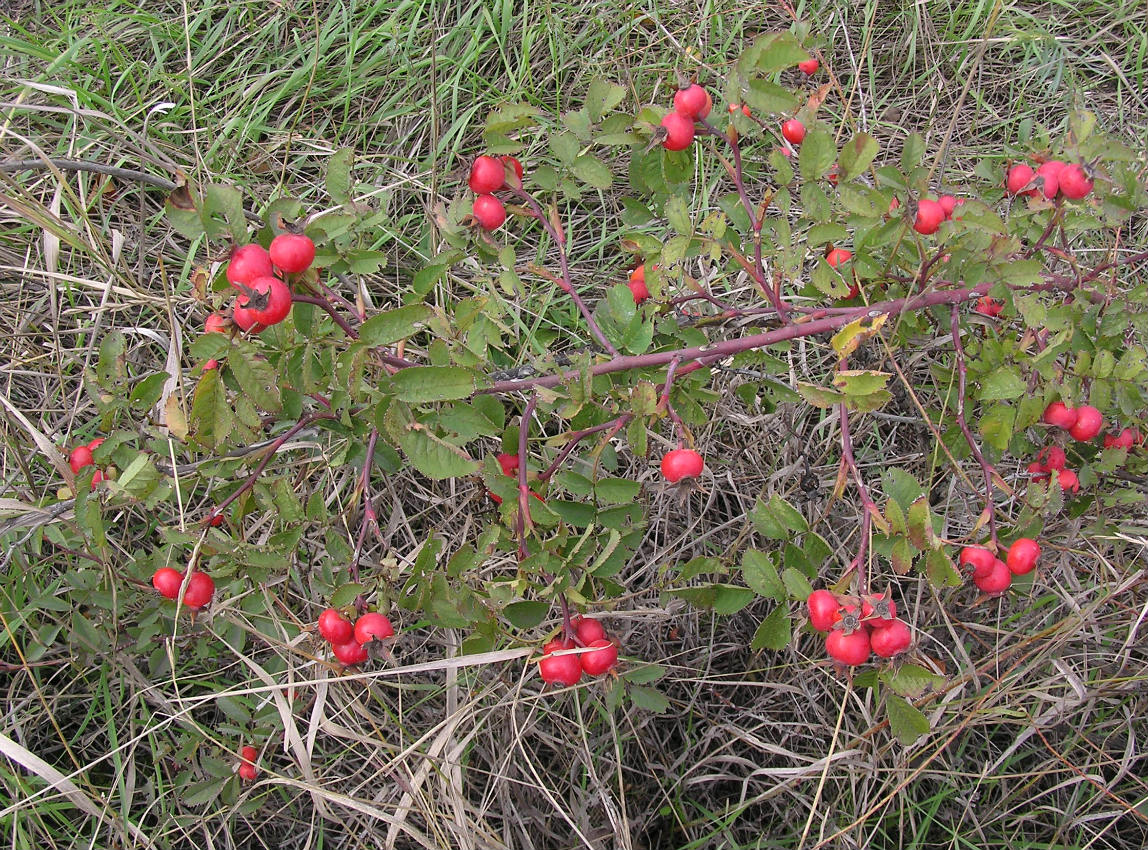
[2,1,1147,849]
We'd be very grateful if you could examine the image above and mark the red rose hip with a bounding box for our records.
[661,449,704,483]
[781,119,806,145]
[538,639,582,686]
[1067,405,1103,441]
[318,608,355,645]
[472,194,506,230]
[580,639,618,676]
[806,589,840,632]
[1042,401,1078,429]
[661,112,696,151]
[354,612,395,645]
[1006,538,1040,575]
[152,567,184,600]
[825,628,871,666]
[869,620,912,658]
[468,155,506,194]
[269,233,315,274]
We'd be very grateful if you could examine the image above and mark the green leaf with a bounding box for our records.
[796,381,845,408]
[713,585,755,615]
[906,497,938,549]
[629,685,670,713]
[326,148,354,205]
[585,78,626,122]
[329,583,365,608]
[359,304,433,346]
[203,184,247,242]
[886,693,930,745]
[392,367,479,403]
[781,567,814,600]
[563,108,592,141]
[664,195,692,235]
[595,477,641,505]
[743,78,798,115]
[901,133,924,170]
[549,132,579,166]
[751,606,792,651]
[978,366,1026,401]
[620,664,665,685]
[880,663,945,699]
[504,601,549,629]
[189,333,231,362]
[798,129,836,181]
[190,368,234,449]
[925,547,962,587]
[978,403,1016,452]
[747,31,809,74]
[838,132,879,181]
[229,347,282,413]
[398,428,480,479]
[571,154,612,189]
[742,549,785,601]
[128,372,169,410]
[96,330,127,389]
[883,469,925,511]
[837,184,888,218]
[751,494,809,539]
[833,370,891,396]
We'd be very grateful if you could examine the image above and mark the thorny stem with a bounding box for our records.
[658,357,687,437]
[698,118,790,322]
[950,305,999,547]
[506,186,620,356]
[210,412,337,519]
[350,427,384,583]
[291,294,360,340]
[1024,201,1064,260]
[558,593,578,644]
[515,394,539,561]
[837,397,878,598]
[538,414,633,482]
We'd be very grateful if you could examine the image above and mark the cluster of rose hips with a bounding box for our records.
[467,155,523,231]
[538,616,618,686]
[911,193,964,235]
[1006,159,1094,201]
[1031,400,1144,493]
[204,234,314,342]
[659,83,712,151]
[959,537,1040,595]
[66,436,106,487]
[317,608,395,665]
[806,590,911,666]
[238,745,258,782]
[151,567,215,609]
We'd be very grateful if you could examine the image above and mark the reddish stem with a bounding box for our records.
[515,394,539,561]
[538,414,632,482]
[350,427,384,583]
[837,398,878,597]
[210,412,337,518]
[506,186,620,356]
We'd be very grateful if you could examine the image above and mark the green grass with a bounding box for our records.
[2,0,1148,848]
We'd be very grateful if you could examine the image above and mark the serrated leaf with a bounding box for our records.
[713,585,755,615]
[781,567,814,600]
[831,314,888,359]
[906,497,937,549]
[742,549,785,601]
[978,404,1016,452]
[744,78,799,115]
[751,606,792,651]
[751,494,809,539]
[838,132,879,181]
[890,535,914,575]
[229,349,281,413]
[129,372,169,410]
[585,78,627,122]
[563,108,592,141]
[549,132,579,166]
[978,366,1026,401]
[621,664,665,685]
[886,693,930,745]
[837,183,888,217]
[925,547,962,587]
[595,477,641,504]
[359,304,433,346]
[880,663,945,699]
[398,428,479,480]
[833,370,891,396]
[796,381,845,408]
[664,195,692,235]
[326,148,354,205]
[884,468,925,510]
[798,129,836,180]
[748,31,809,74]
[392,367,478,403]
[629,685,670,713]
[572,154,612,189]
[190,368,234,449]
